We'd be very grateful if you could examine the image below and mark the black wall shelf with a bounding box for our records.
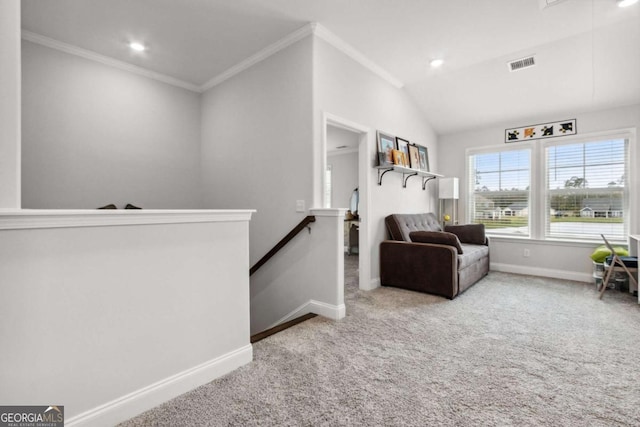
[375,165,443,189]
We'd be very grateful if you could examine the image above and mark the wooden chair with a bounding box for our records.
[598,234,638,299]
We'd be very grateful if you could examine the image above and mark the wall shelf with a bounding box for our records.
[375,165,443,189]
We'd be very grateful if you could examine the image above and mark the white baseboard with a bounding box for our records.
[66,345,253,427]
[309,299,346,320]
[265,299,346,331]
[491,263,591,283]
[361,277,380,291]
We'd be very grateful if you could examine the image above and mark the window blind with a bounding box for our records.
[545,139,628,240]
[468,148,531,236]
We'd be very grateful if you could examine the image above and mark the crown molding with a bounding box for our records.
[311,23,404,89]
[22,23,404,94]
[21,30,201,93]
[200,23,314,91]
[200,22,404,91]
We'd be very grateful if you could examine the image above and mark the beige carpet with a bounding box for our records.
[121,259,640,426]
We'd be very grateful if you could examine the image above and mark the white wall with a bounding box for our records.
[200,37,323,333]
[0,211,253,426]
[200,37,314,264]
[250,209,345,334]
[327,151,358,210]
[0,0,20,208]
[21,41,203,209]
[313,36,439,287]
[438,103,640,281]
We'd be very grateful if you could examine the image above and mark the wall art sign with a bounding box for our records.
[505,119,576,143]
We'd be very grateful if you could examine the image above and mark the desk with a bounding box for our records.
[629,234,640,302]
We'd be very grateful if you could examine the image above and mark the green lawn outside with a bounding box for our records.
[475,216,622,229]
[475,217,527,229]
[550,217,623,223]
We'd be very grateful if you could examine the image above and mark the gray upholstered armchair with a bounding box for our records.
[380,213,489,299]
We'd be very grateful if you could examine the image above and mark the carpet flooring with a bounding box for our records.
[121,257,640,426]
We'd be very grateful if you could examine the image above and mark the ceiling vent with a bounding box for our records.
[508,56,536,72]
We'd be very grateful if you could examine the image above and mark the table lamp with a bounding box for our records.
[439,177,459,227]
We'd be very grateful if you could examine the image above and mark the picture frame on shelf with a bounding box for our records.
[376,131,396,167]
[395,137,410,167]
[417,145,430,172]
[408,144,420,169]
[392,149,407,166]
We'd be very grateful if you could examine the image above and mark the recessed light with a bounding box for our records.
[129,42,146,52]
[430,59,444,68]
[617,0,638,7]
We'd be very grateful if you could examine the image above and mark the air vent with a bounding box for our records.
[508,56,536,72]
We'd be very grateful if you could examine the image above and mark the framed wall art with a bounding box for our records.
[417,145,429,172]
[392,149,407,166]
[395,137,410,167]
[505,119,576,143]
[408,144,420,169]
[377,131,396,166]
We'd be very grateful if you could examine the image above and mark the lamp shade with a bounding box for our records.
[438,177,459,199]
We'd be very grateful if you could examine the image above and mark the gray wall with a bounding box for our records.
[200,36,314,264]
[0,0,20,208]
[21,41,203,209]
[199,36,316,333]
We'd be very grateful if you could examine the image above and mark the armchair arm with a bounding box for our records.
[380,240,458,299]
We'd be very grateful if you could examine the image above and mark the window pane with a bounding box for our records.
[545,139,627,240]
[469,149,530,236]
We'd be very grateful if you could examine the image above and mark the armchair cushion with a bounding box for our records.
[386,212,441,242]
[410,231,463,254]
[458,244,490,270]
[445,224,486,245]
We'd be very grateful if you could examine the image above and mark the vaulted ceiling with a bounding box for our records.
[21,0,640,135]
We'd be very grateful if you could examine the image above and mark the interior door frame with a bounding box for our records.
[322,112,373,291]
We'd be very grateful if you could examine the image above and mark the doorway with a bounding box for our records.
[326,125,360,291]
[322,113,372,292]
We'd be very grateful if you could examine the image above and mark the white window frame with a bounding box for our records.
[467,143,533,238]
[541,135,630,242]
[466,128,636,244]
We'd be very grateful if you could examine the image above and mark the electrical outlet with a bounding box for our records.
[523,248,530,257]
[296,200,305,213]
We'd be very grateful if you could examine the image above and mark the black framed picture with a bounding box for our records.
[376,131,396,166]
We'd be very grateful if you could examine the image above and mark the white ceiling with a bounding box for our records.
[21,0,640,135]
